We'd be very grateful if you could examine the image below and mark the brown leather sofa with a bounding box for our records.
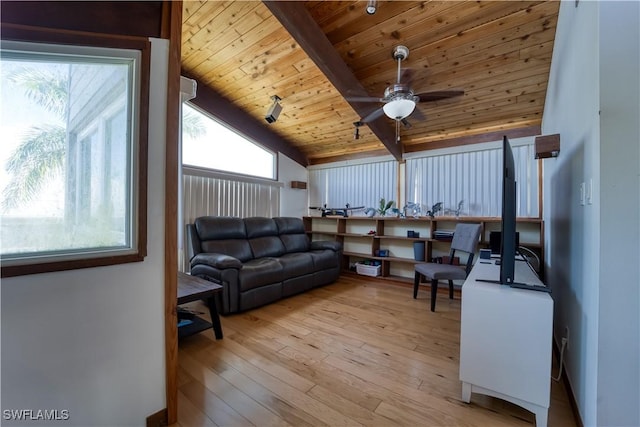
[186,216,342,314]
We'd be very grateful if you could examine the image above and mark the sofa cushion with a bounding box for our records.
[245,217,278,238]
[278,252,314,279]
[274,217,305,234]
[310,249,340,271]
[195,216,253,262]
[279,234,310,253]
[238,258,283,291]
[274,217,311,253]
[245,217,285,258]
[195,216,246,240]
[201,239,253,263]
[249,236,285,258]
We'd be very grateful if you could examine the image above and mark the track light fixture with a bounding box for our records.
[265,95,282,124]
[366,0,377,15]
[353,121,363,140]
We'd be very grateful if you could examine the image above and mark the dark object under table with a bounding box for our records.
[177,271,223,340]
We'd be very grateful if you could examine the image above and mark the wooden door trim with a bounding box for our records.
[163,0,182,424]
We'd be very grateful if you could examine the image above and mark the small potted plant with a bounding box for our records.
[377,198,395,216]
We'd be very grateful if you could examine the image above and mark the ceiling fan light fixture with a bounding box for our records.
[383,98,416,120]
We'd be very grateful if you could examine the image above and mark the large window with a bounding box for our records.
[1,30,149,276]
[182,103,276,179]
[308,160,398,210]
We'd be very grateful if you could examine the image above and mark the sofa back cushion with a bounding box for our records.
[274,217,310,253]
[244,217,285,258]
[195,216,253,262]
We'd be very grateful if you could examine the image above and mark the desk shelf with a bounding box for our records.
[304,216,544,281]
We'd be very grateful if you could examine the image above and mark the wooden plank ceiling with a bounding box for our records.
[181,1,559,165]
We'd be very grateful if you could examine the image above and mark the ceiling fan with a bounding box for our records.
[348,45,464,142]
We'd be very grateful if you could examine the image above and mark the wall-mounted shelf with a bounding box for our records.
[304,216,544,282]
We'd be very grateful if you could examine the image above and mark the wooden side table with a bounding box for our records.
[177,271,223,340]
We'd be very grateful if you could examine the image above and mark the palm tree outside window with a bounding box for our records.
[1,38,148,275]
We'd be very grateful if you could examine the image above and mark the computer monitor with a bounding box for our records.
[489,231,520,255]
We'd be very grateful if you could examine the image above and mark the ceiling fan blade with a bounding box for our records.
[361,107,385,123]
[346,96,383,103]
[409,106,426,122]
[415,90,465,102]
[400,68,415,85]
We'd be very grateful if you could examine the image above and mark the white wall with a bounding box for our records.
[0,39,168,426]
[597,2,640,426]
[542,1,639,426]
[278,153,308,217]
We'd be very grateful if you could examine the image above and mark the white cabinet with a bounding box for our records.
[459,259,553,427]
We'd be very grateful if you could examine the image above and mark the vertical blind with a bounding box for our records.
[308,160,398,210]
[406,143,538,217]
[179,168,281,271]
[307,143,538,219]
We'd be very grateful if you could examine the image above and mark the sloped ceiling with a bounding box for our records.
[181,1,559,165]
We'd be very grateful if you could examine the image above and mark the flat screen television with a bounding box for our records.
[478,136,551,293]
[500,135,517,285]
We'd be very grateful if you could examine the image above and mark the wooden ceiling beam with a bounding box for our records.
[264,0,402,161]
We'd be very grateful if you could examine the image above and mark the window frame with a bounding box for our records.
[0,24,150,277]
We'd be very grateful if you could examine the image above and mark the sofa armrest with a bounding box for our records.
[191,253,243,270]
[310,240,343,252]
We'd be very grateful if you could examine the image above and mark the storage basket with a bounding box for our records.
[356,262,381,277]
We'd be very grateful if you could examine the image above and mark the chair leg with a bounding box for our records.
[413,271,421,299]
[430,279,438,312]
[449,280,454,299]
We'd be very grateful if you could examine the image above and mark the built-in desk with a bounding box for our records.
[459,258,553,427]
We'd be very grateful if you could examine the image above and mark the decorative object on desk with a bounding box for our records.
[364,207,376,217]
[403,202,421,218]
[426,202,442,218]
[377,198,395,216]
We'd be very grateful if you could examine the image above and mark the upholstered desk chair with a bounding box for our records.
[414,223,482,311]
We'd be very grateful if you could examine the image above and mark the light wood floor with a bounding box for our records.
[176,274,576,426]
